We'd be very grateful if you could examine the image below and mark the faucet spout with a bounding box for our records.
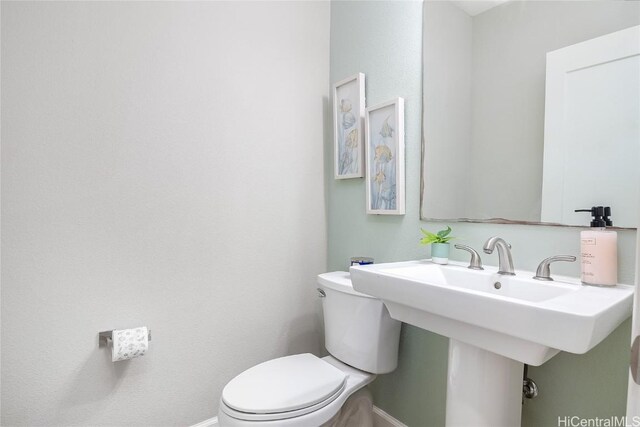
[483,236,515,275]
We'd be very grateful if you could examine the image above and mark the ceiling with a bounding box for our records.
[449,0,510,16]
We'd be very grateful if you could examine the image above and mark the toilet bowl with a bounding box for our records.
[217,271,401,427]
[218,354,374,426]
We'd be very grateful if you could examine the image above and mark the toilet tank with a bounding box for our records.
[317,271,401,374]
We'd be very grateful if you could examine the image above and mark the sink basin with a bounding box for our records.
[383,263,574,302]
[350,259,634,365]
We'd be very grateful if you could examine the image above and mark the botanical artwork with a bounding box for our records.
[338,99,359,175]
[371,114,396,209]
[366,98,405,215]
[333,74,365,179]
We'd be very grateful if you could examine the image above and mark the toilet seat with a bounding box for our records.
[218,355,376,427]
[221,354,348,422]
[221,381,346,422]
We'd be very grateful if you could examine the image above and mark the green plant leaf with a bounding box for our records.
[420,226,455,245]
[419,228,438,245]
[420,236,435,245]
[437,226,452,238]
[420,229,437,239]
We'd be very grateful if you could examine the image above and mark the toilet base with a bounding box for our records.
[322,388,373,427]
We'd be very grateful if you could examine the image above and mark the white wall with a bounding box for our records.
[1,2,329,425]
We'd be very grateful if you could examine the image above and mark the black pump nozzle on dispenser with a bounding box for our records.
[603,206,613,227]
[574,206,613,228]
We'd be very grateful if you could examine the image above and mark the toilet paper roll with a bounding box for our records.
[112,326,149,362]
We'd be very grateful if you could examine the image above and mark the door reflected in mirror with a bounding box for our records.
[421,0,639,228]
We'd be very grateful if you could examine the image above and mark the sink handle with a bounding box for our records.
[454,244,484,270]
[533,255,576,281]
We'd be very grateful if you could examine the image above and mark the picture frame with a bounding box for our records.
[365,98,405,215]
[333,73,365,179]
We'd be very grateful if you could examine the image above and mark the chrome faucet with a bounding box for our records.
[483,237,515,275]
[454,244,483,270]
[533,255,576,281]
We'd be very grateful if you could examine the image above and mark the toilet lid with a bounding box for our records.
[222,353,347,414]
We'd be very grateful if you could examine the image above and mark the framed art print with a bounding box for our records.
[365,97,405,215]
[333,73,365,179]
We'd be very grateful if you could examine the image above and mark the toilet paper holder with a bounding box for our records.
[98,329,152,347]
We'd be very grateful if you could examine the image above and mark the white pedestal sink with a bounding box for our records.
[350,260,634,427]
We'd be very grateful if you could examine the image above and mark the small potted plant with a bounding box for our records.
[420,226,455,265]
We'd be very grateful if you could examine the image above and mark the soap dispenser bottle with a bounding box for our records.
[575,206,617,286]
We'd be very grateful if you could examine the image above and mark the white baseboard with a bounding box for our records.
[190,416,218,427]
[373,406,408,427]
[191,406,405,427]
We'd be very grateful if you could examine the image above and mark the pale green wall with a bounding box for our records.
[328,2,637,426]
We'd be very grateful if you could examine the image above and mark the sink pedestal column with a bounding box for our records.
[446,339,524,427]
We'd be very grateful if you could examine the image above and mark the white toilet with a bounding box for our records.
[217,271,402,427]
